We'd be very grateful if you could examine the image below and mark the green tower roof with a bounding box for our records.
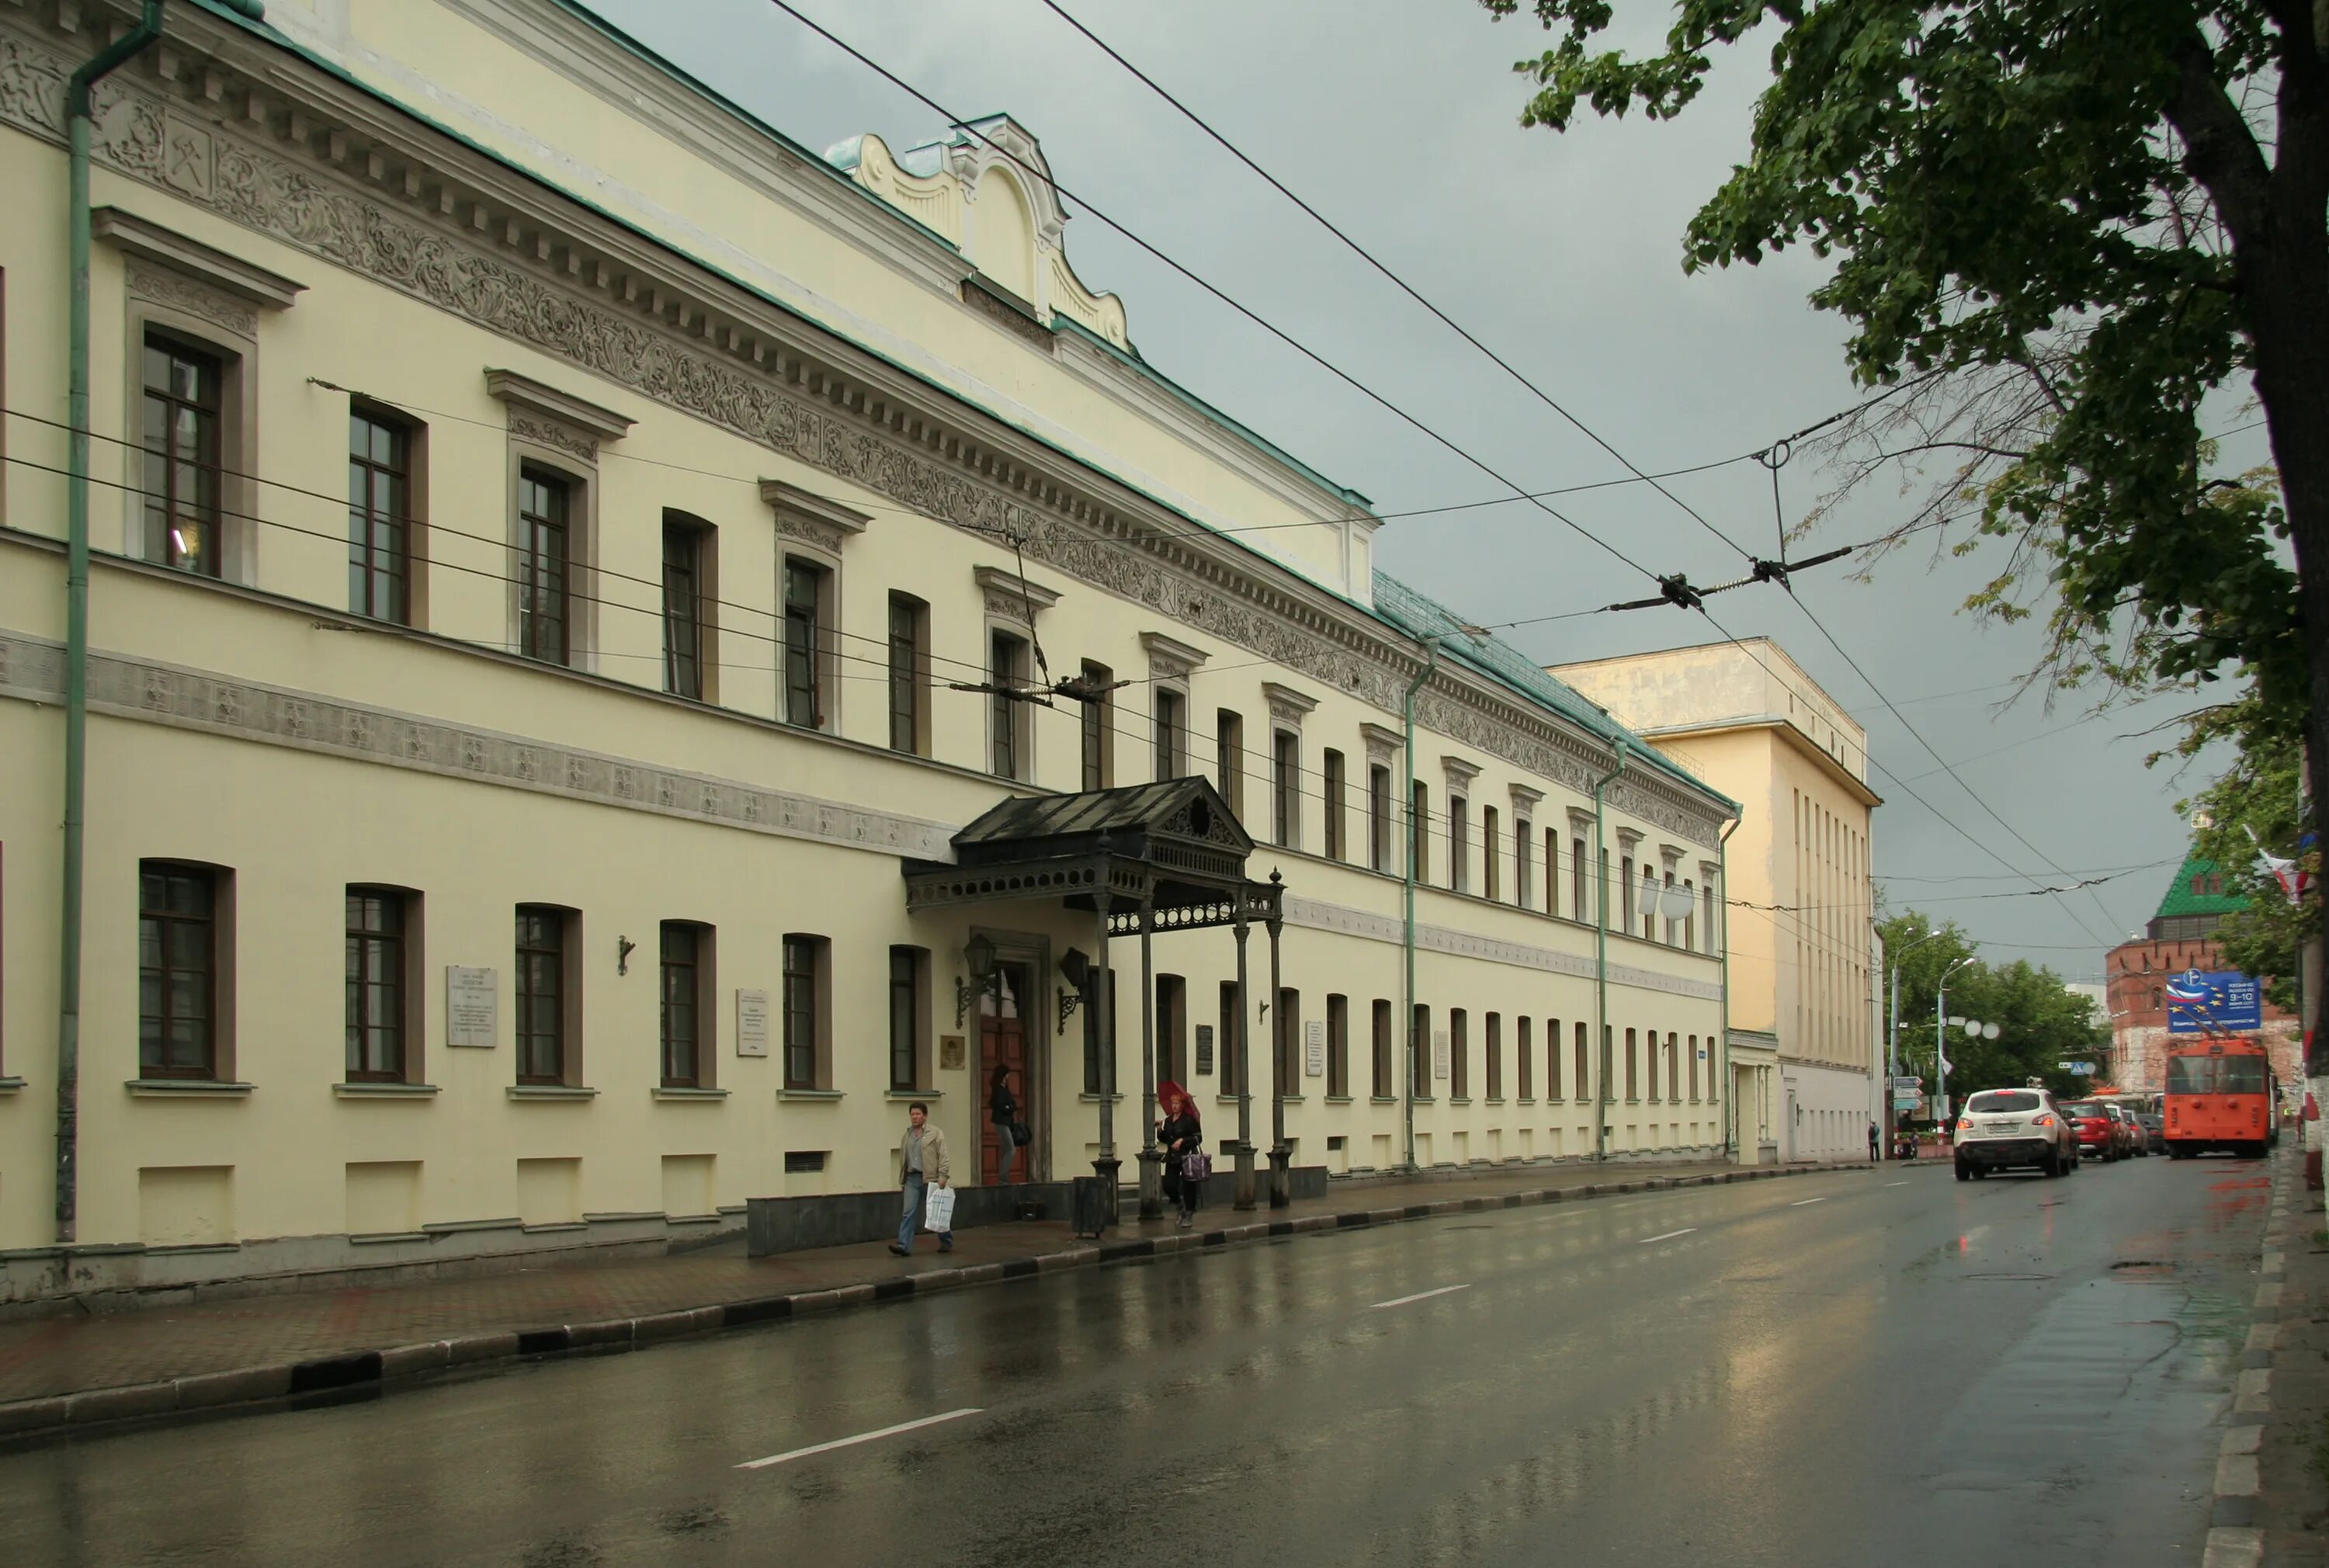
[2154,854,2247,919]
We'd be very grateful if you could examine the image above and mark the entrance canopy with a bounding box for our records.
[903,776,1280,930]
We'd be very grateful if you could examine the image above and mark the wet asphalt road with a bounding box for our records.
[2,1154,2268,1568]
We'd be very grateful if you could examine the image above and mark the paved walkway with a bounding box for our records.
[0,1154,1876,1434]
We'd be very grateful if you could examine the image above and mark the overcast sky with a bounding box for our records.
[586,0,2274,983]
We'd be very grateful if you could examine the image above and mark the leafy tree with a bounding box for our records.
[1879,911,2110,1104]
[2183,693,2313,1008]
[1484,0,2327,914]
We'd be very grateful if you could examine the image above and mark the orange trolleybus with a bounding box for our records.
[2163,1036,2277,1159]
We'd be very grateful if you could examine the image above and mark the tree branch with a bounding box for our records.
[2161,33,2275,245]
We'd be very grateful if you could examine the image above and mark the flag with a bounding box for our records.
[2247,825,2310,906]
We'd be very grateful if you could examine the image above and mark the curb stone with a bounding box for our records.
[0,1158,1876,1442]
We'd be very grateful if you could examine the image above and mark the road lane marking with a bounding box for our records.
[1638,1228,1697,1244]
[1886,1181,1908,1188]
[1369,1285,1470,1310]
[737,1408,982,1469]
[1790,1197,1827,1206]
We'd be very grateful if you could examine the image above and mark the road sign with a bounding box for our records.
[2065,1063,2095,1076]
[1889,1076,1922,1090]
[1891,1090,1920,1108]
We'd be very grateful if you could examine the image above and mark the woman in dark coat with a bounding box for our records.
[1158,1088,1204,1228]
[990,1065,1021,1183]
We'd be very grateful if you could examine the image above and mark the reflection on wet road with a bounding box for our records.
[2,1157,2264,1566]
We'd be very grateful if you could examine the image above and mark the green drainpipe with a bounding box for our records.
[55,0,265,1244]
[1591,740,1628,1161]
[1400,637,1443,1173]
[1718,814,1740,1161]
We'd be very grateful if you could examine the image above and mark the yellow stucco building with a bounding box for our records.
[0,0,1737,1303]
[1552,639,1882,1164]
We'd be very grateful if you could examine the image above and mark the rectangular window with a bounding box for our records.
[1217,709,1244,820]
[1574,1022,1589,1105]
[1369,765,1393,871]
[1573,837,1588,923]
[890,945,925,1091]
[514,904,569,1084]
[1220,981,1242,1094]
[783,935,828,1089]
[661,515,708,700]
[1515,819,1531,907]
[783,558,827,727]
[345,887,408,1082]
[1449,1008,1470,1098]
[1276,987,1300,1094]
[1157,974,1188,1084]
[1642,869,1658,941]
[1271,730,1300,849]
[660,921,709,1088]
[1485,1012,1503,1100]
[141,334,224,577]
[1647,1023,1660,1101]
[1449,797,1468,893]
[991,630,1029,779]
[348,408,412,624]
[1683,879,1696,952]
[1619,855,1633,928]
[1372,998,1393,1098]
[1154,689,1185,779]
[1327,994,1349,1098]
[889,594,927,755]
[1412,1004,1432,1098]
[1703,883,1717,954]
[1410,781,1430,884]
[1323,749,1346,861]
[1517,1016,1533,1099]
[1688,1034,1699,1101]
[1078,660,1113,789]
[516,468,571,666]
[1482,807,1500,901]
[1663,871,1678,945]
[1599,849,1612,929]
[138,862,218,1079]
[1546,828,1559,915]
[1668,1033,1681,1101]
[1625,1027,1638,1101]
[1081,972,1118,1094]
[1547,1018,1564,1099]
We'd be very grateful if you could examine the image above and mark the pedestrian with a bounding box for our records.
[989,1064,1021,1184]
[1159,1088,1204,1230]
[1867,1120,1880,1164]
[890,1101,951,1257]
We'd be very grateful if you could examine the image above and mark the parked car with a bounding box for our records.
[2106,1103,2147,1158]
[2136,1111,2168,1153]
[1955,1088,2079,1180]
[2058,1099,2120,1162]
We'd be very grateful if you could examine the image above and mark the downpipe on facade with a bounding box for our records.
[1400,636,1444,1173]
[1719,813,1739,1161]
[1591,741,1628,1161]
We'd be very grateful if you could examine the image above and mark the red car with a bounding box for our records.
[2057,1099,2122,1162]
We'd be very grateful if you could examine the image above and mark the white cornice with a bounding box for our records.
[92,206,307,307]
[484,368,634,442]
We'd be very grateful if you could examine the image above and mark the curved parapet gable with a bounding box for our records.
[827,115,1130,351]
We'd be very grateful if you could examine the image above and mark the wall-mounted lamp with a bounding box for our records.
[616,935,637,976]
[954,932,1001,1027]
[1057,946,1092,1036]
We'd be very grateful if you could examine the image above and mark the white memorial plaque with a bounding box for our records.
[1304,1018,1325,1077]
[735,988,771,1057]
[445,966,497,1048]
[1433,1029,1450,1081]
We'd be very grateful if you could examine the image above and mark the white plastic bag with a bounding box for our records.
[923,1185,956,1233]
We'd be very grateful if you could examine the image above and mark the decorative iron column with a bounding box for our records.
[1137,897,1163,1220]
[1092,868,1120,1224]
[1232,901,1256,1209]
[1266,871,1291,1208]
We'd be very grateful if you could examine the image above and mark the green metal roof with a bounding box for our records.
[2154,855,2247,919]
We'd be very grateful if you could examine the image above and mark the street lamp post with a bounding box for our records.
[1937,955,1977,1122]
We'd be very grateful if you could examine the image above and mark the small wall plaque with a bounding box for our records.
[735,988,770,1058]
[1304,1018,1325,1078]
[446,966,497,1048]
[939,1034,967,1071]
[1432,1029,1451,1081]
[1195,1024,1215,1075]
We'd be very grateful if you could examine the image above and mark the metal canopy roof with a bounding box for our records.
[904,776,1280,931]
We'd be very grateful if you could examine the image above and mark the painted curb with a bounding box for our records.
[0,1158,1876,1441]
[2202,1153,2295,1566]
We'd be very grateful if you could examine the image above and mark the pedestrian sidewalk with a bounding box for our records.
[0,1154,1872,1439]
[2232,1152,2329,1566]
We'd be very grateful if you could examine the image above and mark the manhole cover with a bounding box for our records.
[1962,1271,2052,1281]
[2111,1259,2174,1271]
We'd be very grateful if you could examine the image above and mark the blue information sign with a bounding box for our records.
[2164,970,2264,1032]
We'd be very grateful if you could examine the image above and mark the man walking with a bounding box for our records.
[890,1101,952,1257]
[1867,1120,1880,1164]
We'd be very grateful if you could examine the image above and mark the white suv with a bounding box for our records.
[1954,1088,2079,1180]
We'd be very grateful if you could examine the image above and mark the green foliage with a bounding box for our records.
[1482,0,2316,741]
[1878,911,2111,1101]
[2183,692,2312,1008]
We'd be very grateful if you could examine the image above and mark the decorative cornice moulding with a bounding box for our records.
[93,205,307,307]
[0,12,1726,848]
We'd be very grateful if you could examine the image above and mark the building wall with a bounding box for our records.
[2105,935,2300,1094]
[0,0,1732,1294]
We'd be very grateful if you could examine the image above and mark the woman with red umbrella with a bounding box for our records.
[1157,1080,1204,1229]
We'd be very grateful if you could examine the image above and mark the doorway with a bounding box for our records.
[980,962,1033,1184]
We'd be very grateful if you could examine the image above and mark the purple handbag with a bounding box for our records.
[1180,1150,1212,1182]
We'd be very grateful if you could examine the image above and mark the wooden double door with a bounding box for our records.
[979,962,1033,1185]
